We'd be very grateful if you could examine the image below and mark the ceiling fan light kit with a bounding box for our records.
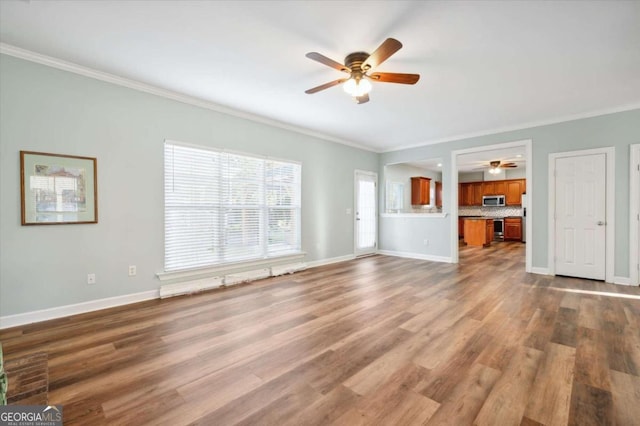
[475,160,519,173]
[343,77,372,97]
[305,38,420,104]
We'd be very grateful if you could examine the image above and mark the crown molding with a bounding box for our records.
[382,103,640,153]
[0,43,377,153]
[3,43,638,156]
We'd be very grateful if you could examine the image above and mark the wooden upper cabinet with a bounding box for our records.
[460,178,525,207]
[494,180,507,195]
[506,179,525,205]
[482,182,495,196]
[459,183,472,206]
[483,180,507,196]
[435,181,443,208]
[472,182,483,206]
[464,183,474,205]
[411,177,431,205]
[460,182,481,206]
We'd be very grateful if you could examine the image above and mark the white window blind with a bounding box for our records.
[164,142,301,272]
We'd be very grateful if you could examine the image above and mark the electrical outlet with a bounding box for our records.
[423,239,429,246]
[128,265,137,277]
[87,273,96,284]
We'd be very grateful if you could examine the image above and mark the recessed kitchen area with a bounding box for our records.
[457,147,527,253]
[384,158,443,214]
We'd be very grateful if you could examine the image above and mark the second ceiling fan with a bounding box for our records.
[305,38,420,104]
[475,160,518,175]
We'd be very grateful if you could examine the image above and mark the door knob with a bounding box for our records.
[597,221,606,226]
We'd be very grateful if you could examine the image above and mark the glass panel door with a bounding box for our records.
[355,171,377,256]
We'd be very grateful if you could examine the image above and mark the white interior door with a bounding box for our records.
[554,153,606,280]
[355,171,377,256]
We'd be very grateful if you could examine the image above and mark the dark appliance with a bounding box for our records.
[493,218,504,241]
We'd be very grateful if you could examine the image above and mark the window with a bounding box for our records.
[164,141,301,272]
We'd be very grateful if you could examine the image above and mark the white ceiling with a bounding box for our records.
[457,146,526,172]
[1,1,639,152]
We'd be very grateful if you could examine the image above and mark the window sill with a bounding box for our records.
[156,251,307,282]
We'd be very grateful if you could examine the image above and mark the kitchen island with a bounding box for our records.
[463,218,494,247]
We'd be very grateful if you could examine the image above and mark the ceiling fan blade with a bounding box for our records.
[368,72,420,84]
[355,93,370,104]
[305,79,348,94]
[305,52,351,73]
[500,163,518,168]
[362,38,403,71]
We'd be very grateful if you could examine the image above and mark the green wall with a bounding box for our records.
[0,55,378,317]
[380,108,640,275]
[1,52,637,319]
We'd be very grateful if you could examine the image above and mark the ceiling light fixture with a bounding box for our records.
[343,77,372,97]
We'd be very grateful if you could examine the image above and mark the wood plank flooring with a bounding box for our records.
[2,242,640,425]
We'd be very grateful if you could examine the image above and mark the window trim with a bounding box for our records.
[163,139,303,274]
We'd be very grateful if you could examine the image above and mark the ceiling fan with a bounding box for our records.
[304,38,420,104]
[475,160,518,175]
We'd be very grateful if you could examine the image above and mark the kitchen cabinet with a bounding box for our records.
[463,218,493,247]
[435,181,443,208]
[460,182,483,206]
[506,179,525,205]
[411,177,431,205]
[483,181,507,196]
[482,182,495,196]
[459,179,524,207]
[504,217,523,241]
[458,218,465,238]
[472,182,483,205]
[460,183,473,206]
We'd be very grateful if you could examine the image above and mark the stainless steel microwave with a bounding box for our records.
[482,195,505,207]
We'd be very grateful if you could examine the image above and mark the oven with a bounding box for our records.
[493,218,504,241]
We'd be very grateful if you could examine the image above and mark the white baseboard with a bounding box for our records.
[377,250,453,263]
[0,290,159,329]
[530,267,551,275]
[0,255,354,329]
[527,269,632,286]
[306,254,355,268]
[613,276,632,286]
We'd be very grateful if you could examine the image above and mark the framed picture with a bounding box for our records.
[20,151,98,225]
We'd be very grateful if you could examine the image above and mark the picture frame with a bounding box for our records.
[20,151,98,225]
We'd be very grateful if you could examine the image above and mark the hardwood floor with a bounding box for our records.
[2,242,639,425]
